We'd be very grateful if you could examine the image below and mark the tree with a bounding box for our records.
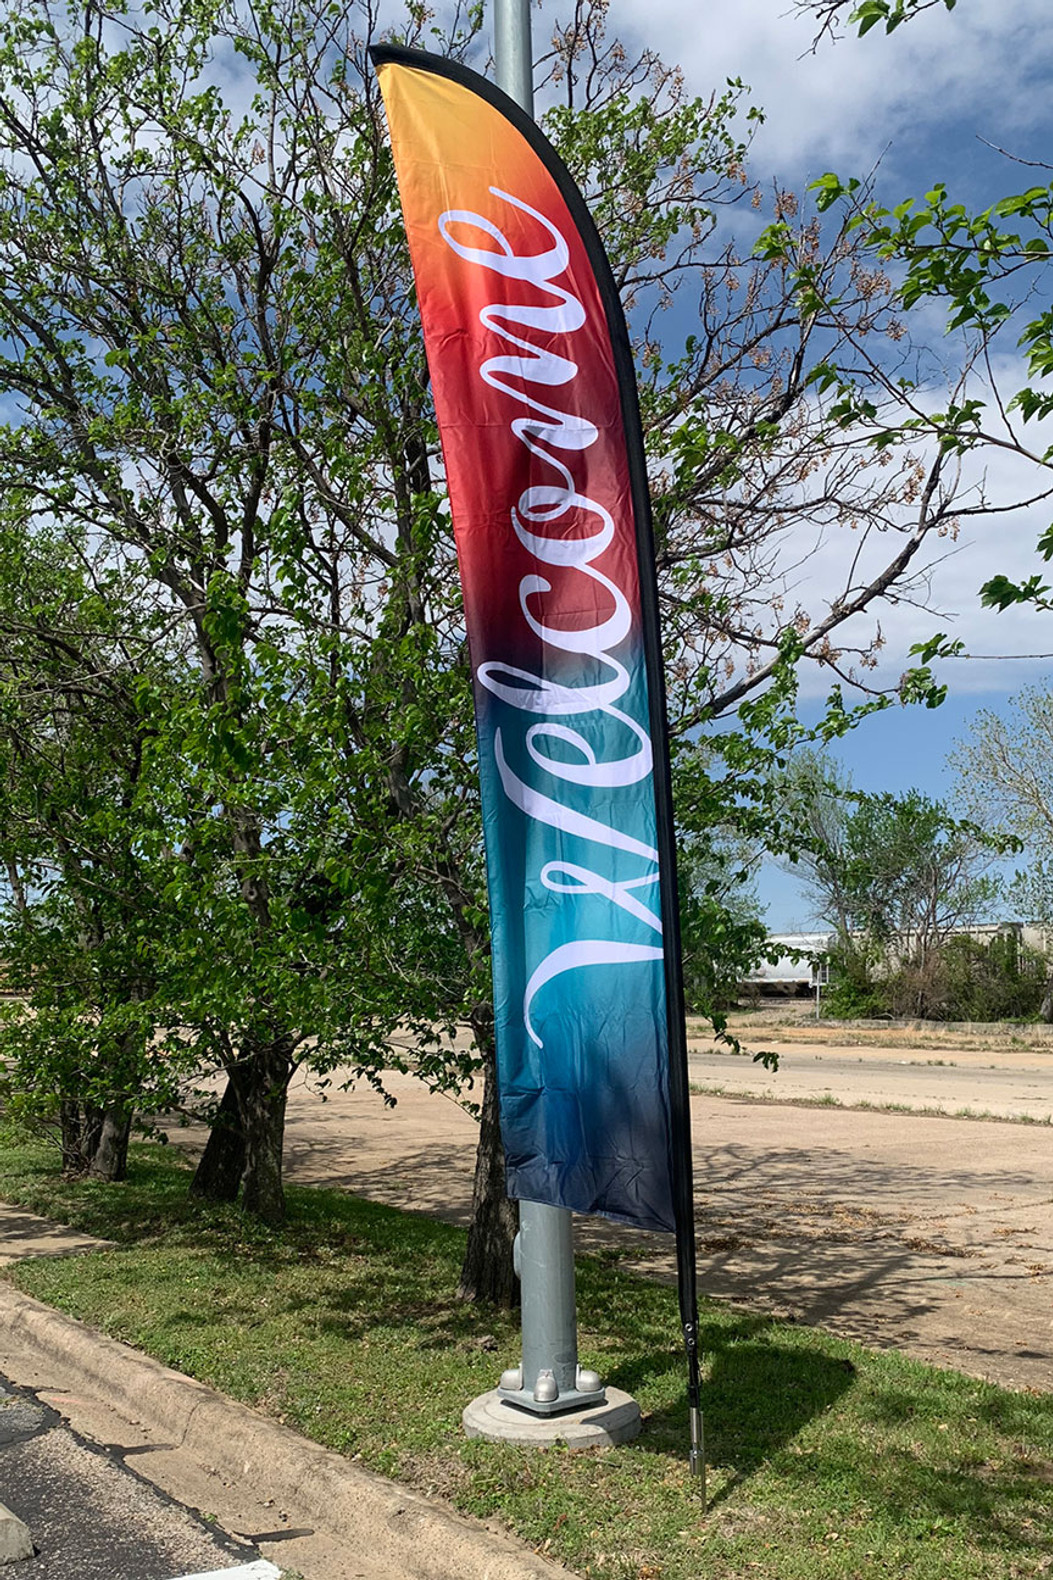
[678,838,766,1017]
[953,687,1053,1013]
[0,0,1009,1294]
[839,790,998,964]
[804,0,958,43]
[777,749,999,1013]
[0,513,191,1178]
[776,747,858,940]
[793,0,1053,636]
[0,0,488,1226]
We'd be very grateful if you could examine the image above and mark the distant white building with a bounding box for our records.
[742,922,1051,995]
[743,933,832,994]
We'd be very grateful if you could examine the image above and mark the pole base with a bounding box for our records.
[496,1381,607,1417]
[464,1387,641,1448]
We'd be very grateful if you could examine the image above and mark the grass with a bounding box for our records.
[1,1134,1051,1580]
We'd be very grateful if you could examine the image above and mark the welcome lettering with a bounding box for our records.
[438,187,663,1046]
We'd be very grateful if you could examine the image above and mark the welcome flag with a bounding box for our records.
[372,46,693,1235]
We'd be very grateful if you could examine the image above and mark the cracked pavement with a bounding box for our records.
[0,1378,264,1579]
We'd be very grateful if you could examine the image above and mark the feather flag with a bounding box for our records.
[372,46,694,1237]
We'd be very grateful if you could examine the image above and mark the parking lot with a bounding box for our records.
[255,1016,1053,1392]
[0,1378,274,1579]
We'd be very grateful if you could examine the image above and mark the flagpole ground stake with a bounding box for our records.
[689,1402,706,1507]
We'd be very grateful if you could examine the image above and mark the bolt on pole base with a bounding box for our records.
[496,1386,608,1417]
[496,1369,607,1418]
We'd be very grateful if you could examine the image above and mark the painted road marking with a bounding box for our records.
[171,1563,282,1580]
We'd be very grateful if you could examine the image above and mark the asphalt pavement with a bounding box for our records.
[0,1377,277,1580]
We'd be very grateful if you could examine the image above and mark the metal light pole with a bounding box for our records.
[493,0,534,113]
[490,0,605,1420]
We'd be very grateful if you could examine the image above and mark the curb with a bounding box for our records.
[0,1284,568,1580]
[0,1499,33,1565]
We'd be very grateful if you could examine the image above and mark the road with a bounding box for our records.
[0,1378,276,1580]
[685,1038,1053,1120]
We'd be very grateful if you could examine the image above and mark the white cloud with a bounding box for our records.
[572,0,1053,182]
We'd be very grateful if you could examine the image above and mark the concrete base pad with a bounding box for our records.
[463,1388,641,1448]
[0,1500,33,1565]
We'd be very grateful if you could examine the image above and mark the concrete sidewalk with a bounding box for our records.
[0,1204,113,1265]
[0,1204,568,1580]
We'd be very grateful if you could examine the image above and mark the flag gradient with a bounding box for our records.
[373,47,685,1232]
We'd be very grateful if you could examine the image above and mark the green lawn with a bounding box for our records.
[1,1134,1050,1579]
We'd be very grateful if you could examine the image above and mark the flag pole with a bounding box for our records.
[491,0,597,1422]
[492,0,704,1495]
[493,0,533,111]
[607,94,707,1510]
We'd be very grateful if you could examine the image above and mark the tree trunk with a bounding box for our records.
[189,1078,246,1202]
[60,1101,83,1176]
[1041,972,1053,1024]
[232,1042,291,1225]
[80,1105,104,1167]
[458,1026,519,1308]
[88,1106,131,1181]
[4,859,27,916]
[423,860,519,1309]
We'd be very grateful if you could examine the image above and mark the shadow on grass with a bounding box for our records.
[602,1310,857,1507]
[610,1319,1053,1558]
[0,1142,461,1257]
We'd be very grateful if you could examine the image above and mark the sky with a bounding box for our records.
[613,0,1053,182]
[539,0,1053,928]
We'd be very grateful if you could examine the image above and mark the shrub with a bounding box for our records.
[823,938,889,1018]
[822,929,1048,1021]
[931,931,1047,1021]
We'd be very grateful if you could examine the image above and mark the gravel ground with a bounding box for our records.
[247,1030,1053,1394]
